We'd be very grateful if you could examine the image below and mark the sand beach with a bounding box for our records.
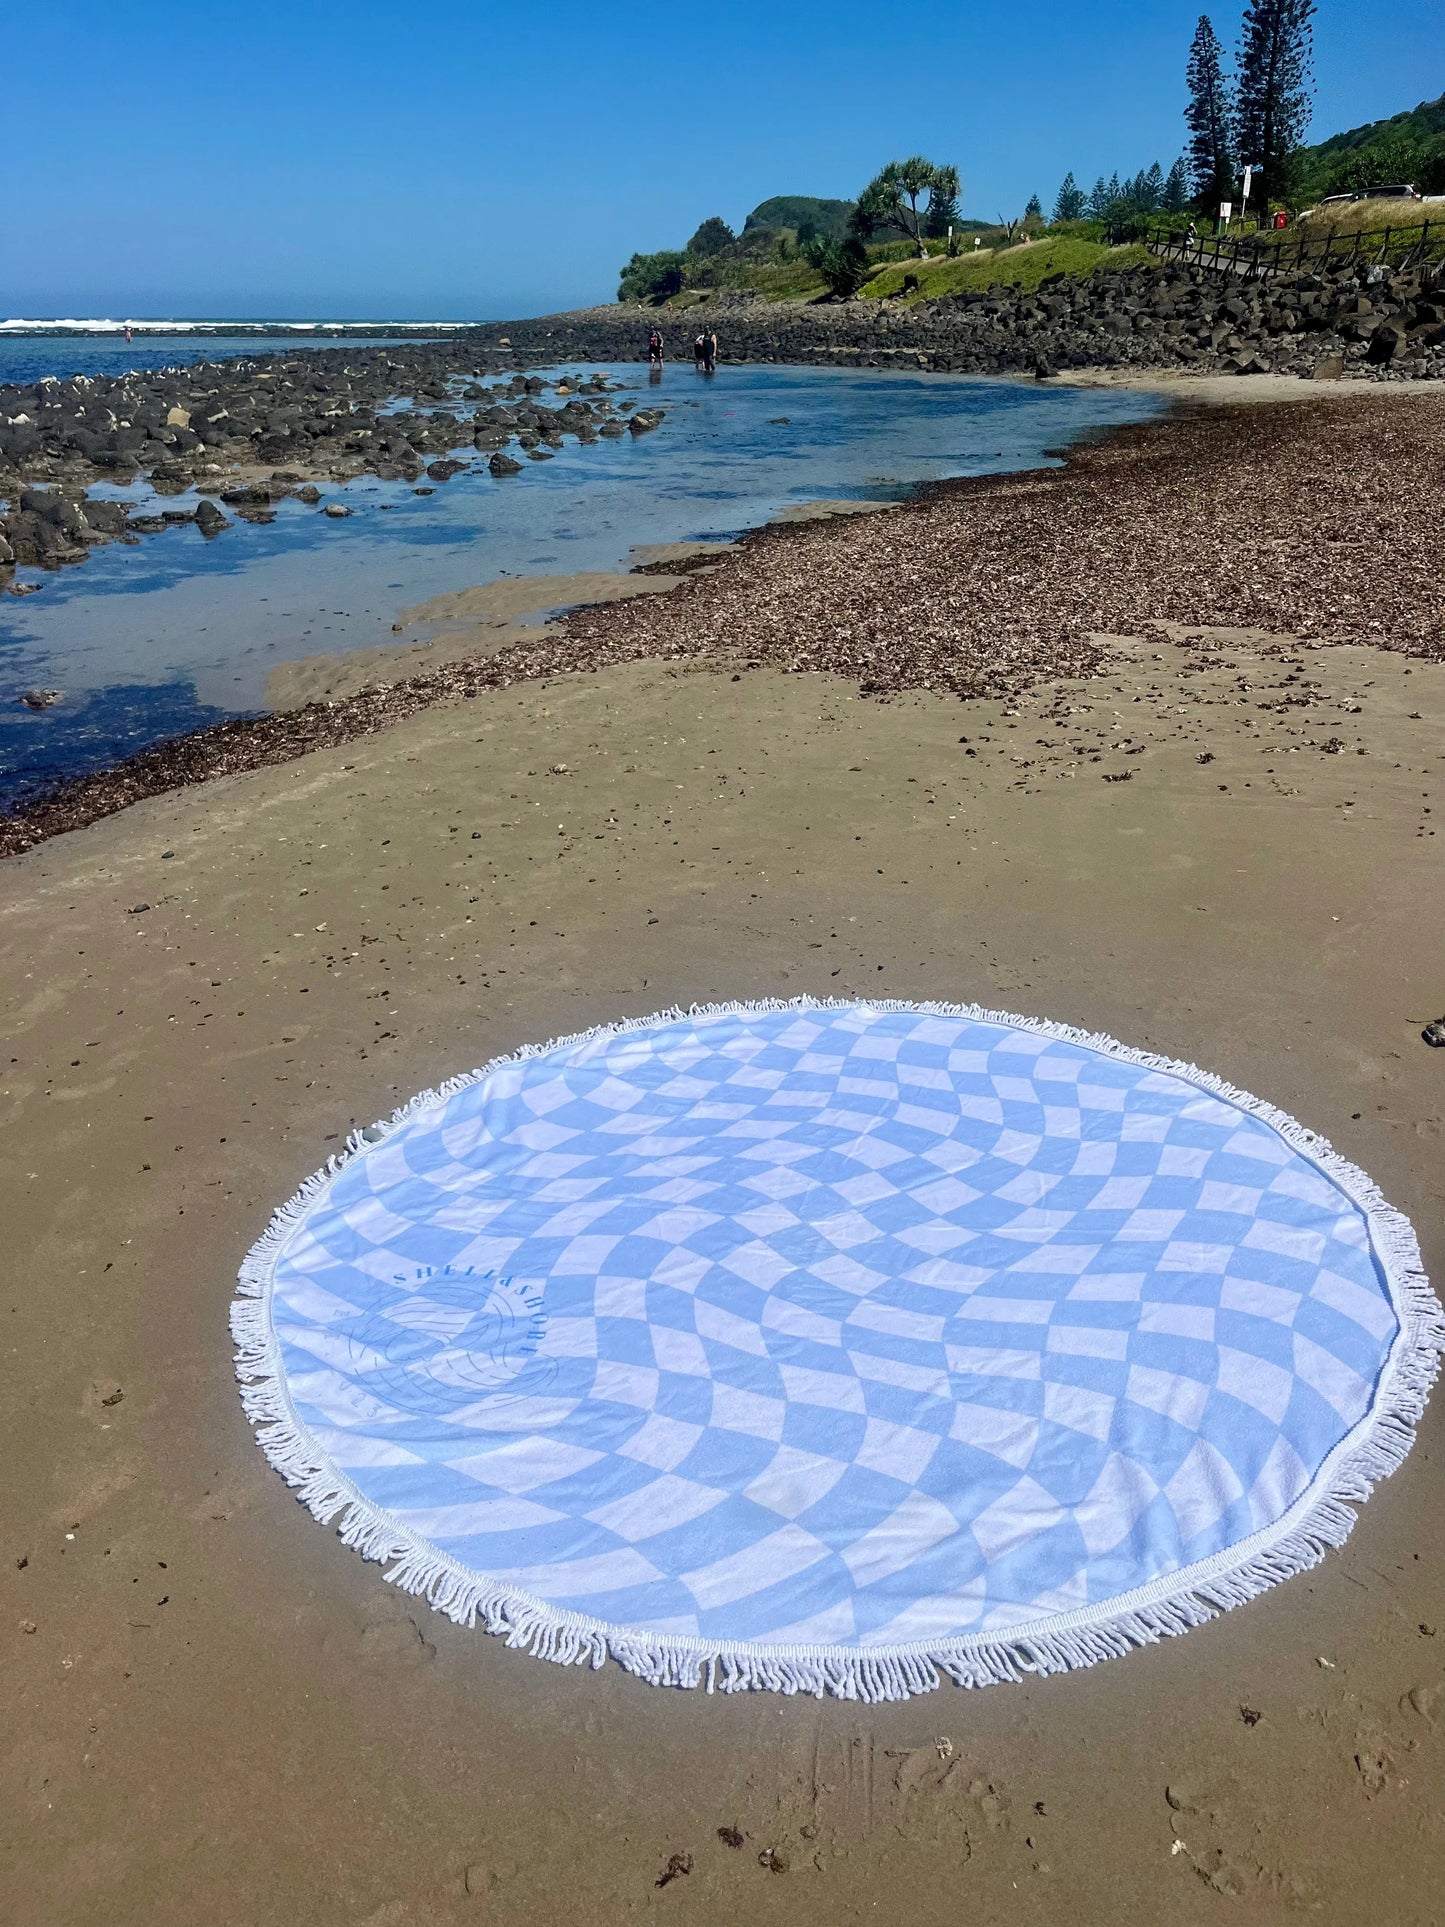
[3,376,1444,1923]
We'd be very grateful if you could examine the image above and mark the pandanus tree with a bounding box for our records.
[853,157,959,255]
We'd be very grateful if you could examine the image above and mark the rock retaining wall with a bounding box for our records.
[473,257,1445,383]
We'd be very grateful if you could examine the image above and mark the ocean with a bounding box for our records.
[0,331,447,390]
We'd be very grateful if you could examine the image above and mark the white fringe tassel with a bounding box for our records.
[232,996,1442,1702]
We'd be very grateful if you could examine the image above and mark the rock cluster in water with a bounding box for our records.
[0,359,661,575]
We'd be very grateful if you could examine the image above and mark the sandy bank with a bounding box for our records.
[1054,367,1445,405]
[263,510,888,709]
[2,610,1444,1920]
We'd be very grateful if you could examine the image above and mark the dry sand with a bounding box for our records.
[1053,368,1441,406]
[4,600,1444,1922]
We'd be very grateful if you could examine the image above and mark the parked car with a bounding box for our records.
[1316,185,1421,207]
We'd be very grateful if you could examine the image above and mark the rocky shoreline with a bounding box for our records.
[3,251,1442,586]
[3,387,1440,859]
[0,363,661,574]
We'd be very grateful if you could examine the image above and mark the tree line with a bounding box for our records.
[617,2,1428,305]
[1050,2,1316,230]
[1051,161,1191,225]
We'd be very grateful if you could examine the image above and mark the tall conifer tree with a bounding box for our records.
[1185,15,1235,210]
[1053,173,1086,222]
[1162,157,1190,212]
[1234,0,1315,215]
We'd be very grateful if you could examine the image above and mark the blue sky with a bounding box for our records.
[9,1,1437,319]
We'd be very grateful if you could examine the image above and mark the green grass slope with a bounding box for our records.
[859,237,1153,302]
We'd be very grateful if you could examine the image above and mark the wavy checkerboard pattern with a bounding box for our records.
[256,1003,1412,1669]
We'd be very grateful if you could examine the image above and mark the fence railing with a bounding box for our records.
[1140,220,1445,279]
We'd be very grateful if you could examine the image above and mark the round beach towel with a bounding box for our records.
[234,1001,1440,1699]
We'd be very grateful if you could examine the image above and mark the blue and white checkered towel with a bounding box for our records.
[236,1001,1437,1697]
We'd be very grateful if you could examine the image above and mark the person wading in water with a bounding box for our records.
[693,330,707,369]
[702,329,718,373]
[647,328,664,365]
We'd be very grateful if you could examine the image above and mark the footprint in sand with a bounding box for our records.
[355,1606,437,1667]
[1402,1681,1445,1725]
[889,1747,1008,1851]
[1165,1778,1312,1904]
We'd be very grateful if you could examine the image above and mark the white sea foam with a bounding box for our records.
[0,318,471,335]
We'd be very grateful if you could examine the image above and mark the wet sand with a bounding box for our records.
[262,509,885,710]
[3,598,1444,1921]
[265,569,693,710]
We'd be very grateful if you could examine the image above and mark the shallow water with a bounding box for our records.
[0,362,1166,808]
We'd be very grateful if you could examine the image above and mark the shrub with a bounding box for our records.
[1321,134,1445,198]
[803,235,872,298]
[686,217,736,258]
[617,250,688,303]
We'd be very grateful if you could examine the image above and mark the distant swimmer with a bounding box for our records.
[647,328,664,364]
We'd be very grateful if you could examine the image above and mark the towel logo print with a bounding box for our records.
[345,1267,548,1414]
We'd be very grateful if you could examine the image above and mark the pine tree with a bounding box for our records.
[923,164,962,239]
[1086,176,1111,220]
[1106,172,1123,206]
[1024,194,1043,220]
[1234,0,1315,216]
[1185,15,1235,210]
[1163,156,1190,212]
[1143,161,1166,210]
[1053,173,1086,222]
